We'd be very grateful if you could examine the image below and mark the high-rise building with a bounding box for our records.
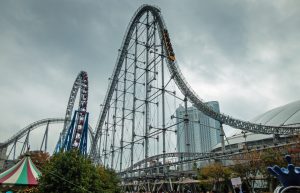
[176,101,221,154]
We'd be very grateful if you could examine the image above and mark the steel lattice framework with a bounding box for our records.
[1,72,90,159]
[0,118,64,149]
[0,118,94,160]
[58,71,89,149]
[2,5,299,187]
[90,4,300,173]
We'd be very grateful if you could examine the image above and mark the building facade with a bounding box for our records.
[176,101,221,154]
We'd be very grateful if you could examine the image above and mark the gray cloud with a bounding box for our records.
[0,1,299,148]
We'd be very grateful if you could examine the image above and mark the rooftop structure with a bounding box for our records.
[213,100,300,152]
[0,155,41,185]
[251,100,300,127]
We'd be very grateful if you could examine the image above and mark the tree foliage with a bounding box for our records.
[260,148,286,175]
[198,162,231,181]
[37,150,119,193]
[19,151,50,169]
[231,150,261,191]
[231,148,287,192]
[20,187,39,193]
[260,148,286,192]
[97,166,121,193]
[198,162,232,192]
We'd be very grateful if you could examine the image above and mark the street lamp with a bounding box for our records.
[241,131,247,150]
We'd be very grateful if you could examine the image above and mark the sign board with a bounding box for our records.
[231,177,242,186]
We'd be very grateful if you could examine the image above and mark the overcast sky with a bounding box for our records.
[0,0,299,144]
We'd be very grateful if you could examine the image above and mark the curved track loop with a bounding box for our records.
[62,71,89,146]
[91,4,300,158]
[0,118,94,149]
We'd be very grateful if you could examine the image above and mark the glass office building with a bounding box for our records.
[176,101,221,154]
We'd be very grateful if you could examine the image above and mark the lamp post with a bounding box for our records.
[241,131,247,150]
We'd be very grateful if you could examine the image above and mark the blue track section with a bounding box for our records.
[56,110,89,155]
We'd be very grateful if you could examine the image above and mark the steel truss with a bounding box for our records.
[60,71,89,147]
[91,5,300,168]
[0,118,95,160]
[120,141,296,178]
[92,6,183,173]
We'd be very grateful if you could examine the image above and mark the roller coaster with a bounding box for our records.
[0,118,94,160]
[0,71,91,159]
[89,4,300,168]
[0,4,299,191]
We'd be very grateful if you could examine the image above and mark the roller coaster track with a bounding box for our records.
[0,118,94,149]
[121,140,295,175]
[120,151,243,175]
[120,152,254,176]
[90,4,300,159]
[61,71,89,147]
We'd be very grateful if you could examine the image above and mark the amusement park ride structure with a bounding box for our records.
[0,4,300,192]
[55,71,90,155]
[0,71,91,159]
[89,4,300,170]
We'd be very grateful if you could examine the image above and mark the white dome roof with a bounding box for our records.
[214,100,300,150]
[251,100,300,127]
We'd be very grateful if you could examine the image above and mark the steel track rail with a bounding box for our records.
[121,141,294,174]
[0,118,94,148]
[61,71,89,146]
[90,4,300,159]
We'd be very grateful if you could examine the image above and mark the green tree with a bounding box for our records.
[231,151,261,193]
[97,166,120,193]
[260,148,286,192]
[231,148,287,192]
[198,162,232,192]
[37,150,103,193]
